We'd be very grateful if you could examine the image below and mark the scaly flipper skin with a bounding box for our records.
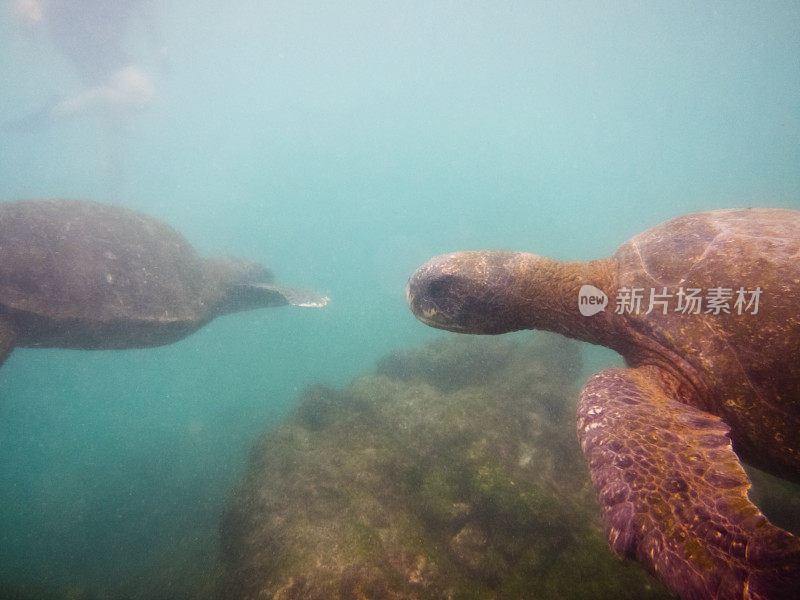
[578,367,800,600]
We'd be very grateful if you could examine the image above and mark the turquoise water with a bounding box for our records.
[0,2,799,598]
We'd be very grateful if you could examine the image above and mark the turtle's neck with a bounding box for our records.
[408,250,626,350]
[509,254,624,350]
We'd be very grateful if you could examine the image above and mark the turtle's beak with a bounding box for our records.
[404,282,441,329]
[406,261,472,333]
[406,251,526,335]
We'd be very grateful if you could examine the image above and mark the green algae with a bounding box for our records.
[219,333,672,599]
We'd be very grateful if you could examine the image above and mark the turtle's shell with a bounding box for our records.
[0,200,215,344]
[613,207,800,476]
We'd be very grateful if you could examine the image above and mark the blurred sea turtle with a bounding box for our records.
[0,199,327,368]
[407,208,800,599]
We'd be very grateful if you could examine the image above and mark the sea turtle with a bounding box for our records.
[406,208,800,599]
[0,199,327,368]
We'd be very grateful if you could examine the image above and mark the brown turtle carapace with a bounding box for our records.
[407,208,800,599]
[0,199,327,367]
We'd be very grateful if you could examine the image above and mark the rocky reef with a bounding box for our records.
[219,333,672,599]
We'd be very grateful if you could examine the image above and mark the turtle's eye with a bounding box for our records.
[426,276,454,300]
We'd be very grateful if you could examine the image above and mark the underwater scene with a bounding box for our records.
[1,2,799,599]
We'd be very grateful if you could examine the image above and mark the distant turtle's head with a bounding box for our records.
[205,256,328,316]
[407,251,535,334]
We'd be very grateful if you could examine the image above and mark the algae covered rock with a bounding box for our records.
[220,333,671,599]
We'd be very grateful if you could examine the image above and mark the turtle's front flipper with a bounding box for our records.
[578,366,800,600]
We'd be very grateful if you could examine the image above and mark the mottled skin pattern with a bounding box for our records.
[0,199,326,367]
[579,367,797,600]
[407,208,800,599]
